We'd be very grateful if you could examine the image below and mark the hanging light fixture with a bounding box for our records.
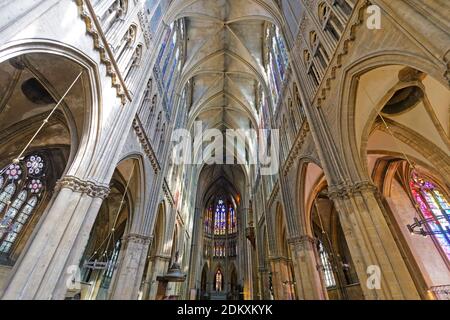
[407,216,450,236]
[158,251,186,282]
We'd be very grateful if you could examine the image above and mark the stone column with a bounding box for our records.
[289,235,327,300]
[140,257,154,300]
[245,239,254,300]
[186,207,202,297]
[328,181,420,300]
[0,176,110,300]
[257,267,271,300]
[109,233,151,300]
[269,258,285,300]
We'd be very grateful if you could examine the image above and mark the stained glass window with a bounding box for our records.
[0,184,16,213]
[148,3,162,34]
[101,239,122,289]
[318,241,336,288]
[228,206,236,234]
[166,48,179,91]
[215,270,223,291]
[209,199,238,258]
[204,207,213,234]
[155,23,172,66]
[214,241,226,258]
[0,154,46,255]
[275,27,289,67]
[214,200,227,235]
[161,29,177,76]
[265,25,289,113]
[410,172,450,260]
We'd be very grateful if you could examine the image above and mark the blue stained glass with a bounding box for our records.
[275,27,289,67]
[271,51,282,91]
[411,173,450,261]
[165,49,179,91]
[272,40,285,80]
[265,25,289,114]
[162,30,177,75]
[161,42,174,75]
[168,71,180,108]
[269,54,280,107]
[214,200,227,235]
[149,5,162,34]
[156,27,170,66]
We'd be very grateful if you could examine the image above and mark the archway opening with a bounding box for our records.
[75,159,137,300]
[310,188,362,300]
[0,52,94,290]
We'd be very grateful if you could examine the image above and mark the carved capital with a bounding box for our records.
[56,175,110,199]
[124,233,152,246]
[328,181,378,200]
[288,235,317,249]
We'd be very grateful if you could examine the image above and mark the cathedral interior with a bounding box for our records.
[0,0,449,300]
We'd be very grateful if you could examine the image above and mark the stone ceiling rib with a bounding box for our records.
[166,0,283,191]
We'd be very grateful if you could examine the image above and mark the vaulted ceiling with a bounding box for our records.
[199,164,245,206]
[167,0,283,132]
[166,0,284,198]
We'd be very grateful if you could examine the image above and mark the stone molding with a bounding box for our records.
[282,121,310,176]
[55,175,111,199]
[132,118,160,174]
[162,179,175,206]
[267,182,280,210]
[75,0,129,104]
[294,0,371,106]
